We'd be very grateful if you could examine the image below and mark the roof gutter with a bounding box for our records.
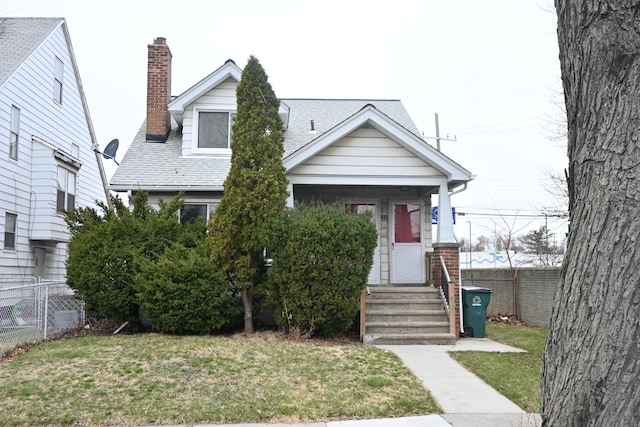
[107,185,225,192]
[449,182,468,197]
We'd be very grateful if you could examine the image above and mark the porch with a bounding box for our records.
[283,109,471,344]
[291,184,463,344]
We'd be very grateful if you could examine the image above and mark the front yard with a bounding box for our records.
[0,332,440,426]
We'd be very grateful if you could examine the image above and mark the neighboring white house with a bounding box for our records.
[109,37,474,287]
[0,18,109,280]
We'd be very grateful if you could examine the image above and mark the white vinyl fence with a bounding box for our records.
[0,276,84,355]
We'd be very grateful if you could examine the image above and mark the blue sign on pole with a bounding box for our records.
[431,207,457,225]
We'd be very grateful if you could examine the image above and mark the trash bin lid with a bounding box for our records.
[462,286,492,293]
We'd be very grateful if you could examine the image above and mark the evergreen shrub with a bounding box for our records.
[135,242,241,334]
[262,203,377,337]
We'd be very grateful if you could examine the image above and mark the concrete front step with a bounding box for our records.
[366,321,450,334]
[365,309,447,323]
[363,332,456,345]
[364,286,453,345]
[366,286,441,299]
[366,299,444,311]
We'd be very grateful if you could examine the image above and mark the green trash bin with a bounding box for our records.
[462,286,492,338]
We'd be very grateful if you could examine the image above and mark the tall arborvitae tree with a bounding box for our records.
[542,1,640,425]
[209,56,288,334]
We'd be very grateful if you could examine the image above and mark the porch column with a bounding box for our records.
[436,183,456,243]
[286,182,294,208]
[433,242,461,339]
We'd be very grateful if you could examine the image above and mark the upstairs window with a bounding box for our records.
[4,213,17,250]
[53,56,64,104]
[56,166,76,212]
[197,111,235,149]
[9,105,19,160]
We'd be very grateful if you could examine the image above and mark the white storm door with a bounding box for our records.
[391,201,425,284]
[344,202,380,285]
[34,247,47,280]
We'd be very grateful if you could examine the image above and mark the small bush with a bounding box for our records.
[135,242,242,334]
[65,192,226,328]
[262,203,377,337]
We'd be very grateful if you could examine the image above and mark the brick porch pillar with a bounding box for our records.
[433,242,461,339]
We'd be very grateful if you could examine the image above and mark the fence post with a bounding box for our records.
[43,283,49,340]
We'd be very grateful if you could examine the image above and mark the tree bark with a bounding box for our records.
[241,286,254,334]
[542,1,640,425]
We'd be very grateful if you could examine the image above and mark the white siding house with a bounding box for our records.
[110,38,474,288]
[0,18,109,280]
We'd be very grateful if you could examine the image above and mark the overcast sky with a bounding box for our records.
[1,0,568,244]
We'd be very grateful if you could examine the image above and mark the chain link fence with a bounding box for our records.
[0,276,84,355]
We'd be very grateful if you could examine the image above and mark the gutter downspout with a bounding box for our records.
[449,182,468,197]
[448,182,468,336]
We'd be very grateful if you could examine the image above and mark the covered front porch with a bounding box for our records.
[288,183,463,343]
[281,106,472,342]
[289,183,457,287]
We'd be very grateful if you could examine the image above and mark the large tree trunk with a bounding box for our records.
[542,1,640,425]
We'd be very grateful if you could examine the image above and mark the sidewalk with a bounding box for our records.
[142,338,541,427]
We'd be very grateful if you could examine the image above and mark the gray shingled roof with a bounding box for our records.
[280,99,421,156]
[110,119,230,191]
[109,99,422,190]
[0,18,63,87]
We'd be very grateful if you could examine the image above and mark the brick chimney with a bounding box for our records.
[146,37,172,142]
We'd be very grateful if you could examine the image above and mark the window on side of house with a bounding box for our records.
[4,213,17,250]
[9,105,20,161]
[56,166,76,212]
[197,111,235,149]
[53,56,64,104]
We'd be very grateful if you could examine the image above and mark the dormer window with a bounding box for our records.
[197,111,235,149]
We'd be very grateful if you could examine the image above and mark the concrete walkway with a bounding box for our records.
[378,339,542,426]
[141,338,541,427]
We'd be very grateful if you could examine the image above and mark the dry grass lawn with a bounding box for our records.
[0,332,440,426]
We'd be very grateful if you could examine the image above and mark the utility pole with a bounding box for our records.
[423,113,457,152]
[435,112,441,151]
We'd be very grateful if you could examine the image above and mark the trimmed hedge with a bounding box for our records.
[135,242,242,334]
[262,203,377,337]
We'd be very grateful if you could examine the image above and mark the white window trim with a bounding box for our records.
[4,212,17,250]
[180,201,220,223]
[56,166,77,212]
[9,105,20,161]
[191,106,235,156]
[54,56,64,104]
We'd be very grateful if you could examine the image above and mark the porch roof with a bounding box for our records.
[284,104,474,189]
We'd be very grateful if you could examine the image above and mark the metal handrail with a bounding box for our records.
[439,255,459,337]
[439,255,451,306]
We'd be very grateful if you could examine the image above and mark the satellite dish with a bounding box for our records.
[95,139,120,165]
[103,139,119,160]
